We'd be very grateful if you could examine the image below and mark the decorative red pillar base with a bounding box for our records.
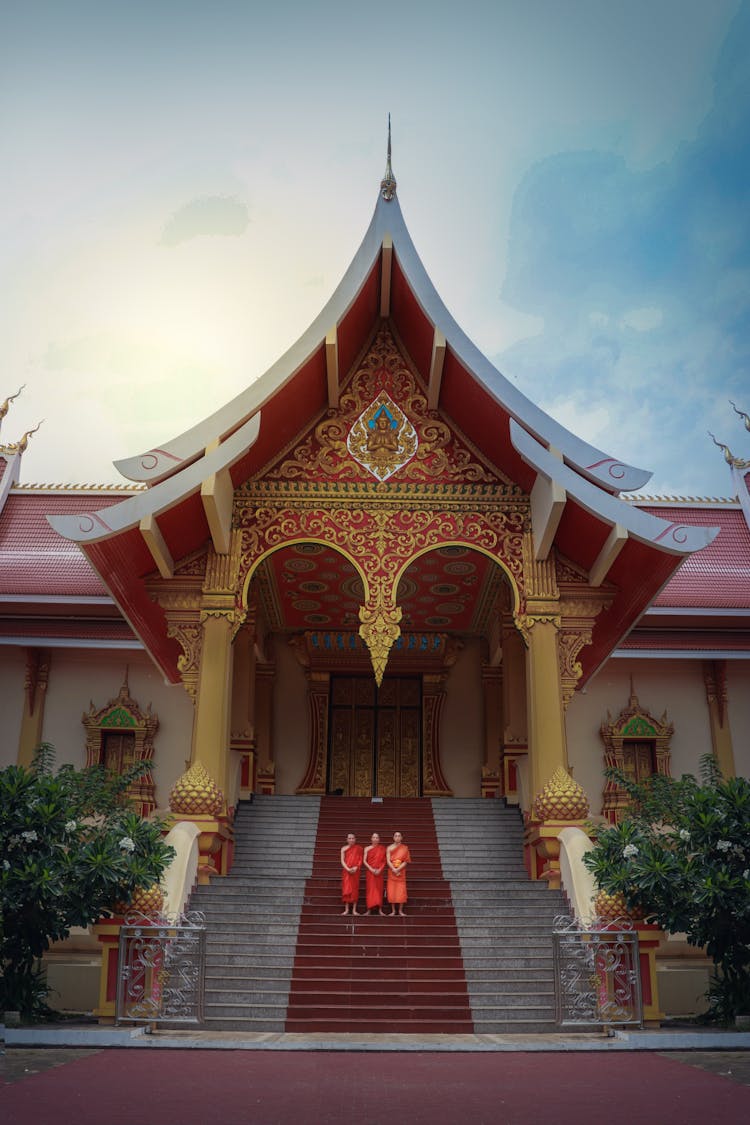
[92,916,124,1022]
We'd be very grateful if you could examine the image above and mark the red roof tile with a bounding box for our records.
[0,493,128,598]
[0,618,138,642]
[619,629,750,653]
[638,506,750,609]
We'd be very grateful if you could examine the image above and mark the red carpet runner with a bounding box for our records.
[285,797,473,1032]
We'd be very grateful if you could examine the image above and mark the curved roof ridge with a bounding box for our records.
[48,414,261,543]
[112,186,652,493]
[113,200,391,484]
[509,421,718,556]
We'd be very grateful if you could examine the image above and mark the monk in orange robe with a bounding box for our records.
[386,831,411,917]
[363,832,387,915]
[340,832,363,915]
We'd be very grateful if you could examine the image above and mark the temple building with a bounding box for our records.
[2,141,749,1025]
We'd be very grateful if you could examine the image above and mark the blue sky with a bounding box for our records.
[1,0,748,497]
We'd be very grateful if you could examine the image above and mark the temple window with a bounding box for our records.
[82,672,159,817]
[600,683,673,824]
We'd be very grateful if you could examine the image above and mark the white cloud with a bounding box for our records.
[620,306,663,332]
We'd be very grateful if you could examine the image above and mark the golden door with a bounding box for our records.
[100,731,135,774]
[328,676,421,797]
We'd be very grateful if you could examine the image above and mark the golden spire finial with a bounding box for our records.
[0,385,24,424]
[380,114,397,202]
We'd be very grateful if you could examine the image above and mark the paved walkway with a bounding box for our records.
[4,1021,750,1051]
[2,1047,750,1123]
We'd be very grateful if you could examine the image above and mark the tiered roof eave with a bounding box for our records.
[109,190,654,494]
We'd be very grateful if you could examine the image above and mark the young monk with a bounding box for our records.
[386,830,411,917]
[340,832,363,915]
[363,832,387,915]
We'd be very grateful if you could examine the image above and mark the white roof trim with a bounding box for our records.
[47,413,260,543]
[510,420,719,556]
[111,192,653,493]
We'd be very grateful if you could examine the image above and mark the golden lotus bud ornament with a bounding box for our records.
[594,888,644,921]
[169,761,224,816]
[532,766,589,821]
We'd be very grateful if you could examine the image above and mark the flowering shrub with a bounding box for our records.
[583,755,750,1022]
[0,744,174,1018]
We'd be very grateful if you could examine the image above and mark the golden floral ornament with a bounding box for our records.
[532,766,589,821]
[169,761,224,816]
[358,598,402,686]
[347,390,418,482]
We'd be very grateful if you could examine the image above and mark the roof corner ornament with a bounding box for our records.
[0,385,25,430]
[0,418,43,457]
[708,430,749,470]
[730,400,750,433]
[380,114,397,202]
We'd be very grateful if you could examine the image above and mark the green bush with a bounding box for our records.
[583,755,750,1023]
[0,744,174,1018]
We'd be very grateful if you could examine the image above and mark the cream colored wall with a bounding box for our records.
[728,660,750,779]
[440,637,484,797]
[271,634,309,794]
[566,657,716,815]
[40,648,194,807]
[0,646,25,767]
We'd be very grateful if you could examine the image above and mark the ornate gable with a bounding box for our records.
[256,324,515,493]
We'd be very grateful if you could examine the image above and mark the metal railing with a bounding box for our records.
[116,910,206,1026]
[553,913,642,1028]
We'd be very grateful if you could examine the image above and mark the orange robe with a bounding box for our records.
[341,843,363,903]
[386,844,411,904]
[365,844,387,909]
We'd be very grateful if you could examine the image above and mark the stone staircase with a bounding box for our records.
[190,794,320,1030]
[285,796,473,1033]
[432,799,565,1032]
[189,795,565,1033]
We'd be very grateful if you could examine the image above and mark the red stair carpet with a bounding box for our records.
[285,797,473,1033]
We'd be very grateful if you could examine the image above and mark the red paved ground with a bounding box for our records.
[3,1049,750,1125]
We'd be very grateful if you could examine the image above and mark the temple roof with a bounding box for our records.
[106,188,654,494]
[27,165,732,682]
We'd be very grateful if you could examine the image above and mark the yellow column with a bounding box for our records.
[17,648,51,767]
[254,662,276,793]
[191,608,234,801]
[480,658,502,798]
[703,660,735,778]
[524,615,568,799]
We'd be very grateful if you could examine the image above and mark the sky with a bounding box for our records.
[1,0,748,498]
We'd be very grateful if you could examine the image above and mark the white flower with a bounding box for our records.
[678,829,691,841]
[2,860,10,871]
[65,820,77,832]
[623,844,639,859]
[743,870,749,880]
[21,830,38,842]
[716,840,732,852]
[118,836,136,853]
